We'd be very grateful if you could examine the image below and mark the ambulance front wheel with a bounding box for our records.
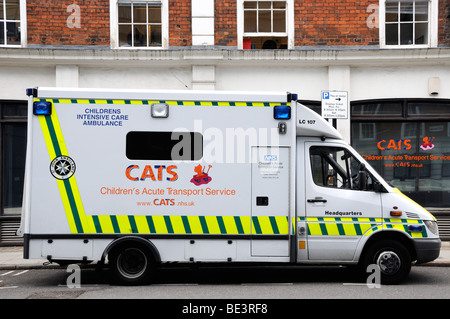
[109,243,156,285]
[362,239,412,285]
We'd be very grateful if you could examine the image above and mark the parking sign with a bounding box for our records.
[321,91,348,119]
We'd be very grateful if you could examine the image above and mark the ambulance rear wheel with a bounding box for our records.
[363,239,411,285]
[109,243,155,285]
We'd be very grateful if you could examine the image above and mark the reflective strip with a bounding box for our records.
[303,217,379,236]
[301,217,427,238]
[35,98,287,107]
[90,215,289,235]
[384,219,427,238]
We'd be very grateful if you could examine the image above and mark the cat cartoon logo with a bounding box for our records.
[190,164,212,186]
[420,137,435,151]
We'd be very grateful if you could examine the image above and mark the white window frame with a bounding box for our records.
[237,0,294,49]
[0,0,26,47]
[379,0,438,49]
[359,123,376,141]
[110,0,168,49]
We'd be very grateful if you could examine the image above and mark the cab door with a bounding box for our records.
[304,142,382,261]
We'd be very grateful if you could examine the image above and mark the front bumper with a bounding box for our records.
[413,238,441,264]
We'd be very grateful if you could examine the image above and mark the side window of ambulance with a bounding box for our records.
[126,131,203,160]
[310,146,366,190]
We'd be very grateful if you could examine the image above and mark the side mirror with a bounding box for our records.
[358,163,367,190]
[373,181,387,193]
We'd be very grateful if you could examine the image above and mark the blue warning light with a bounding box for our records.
[33,101,52,116]
[274,105,291,120]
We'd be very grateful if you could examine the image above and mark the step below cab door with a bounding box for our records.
[303,142,382,261]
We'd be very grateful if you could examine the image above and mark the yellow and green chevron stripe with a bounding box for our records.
[35,98,287,107]
[87,215,290,235]
[299,217,427,238]
[37,99,94,234]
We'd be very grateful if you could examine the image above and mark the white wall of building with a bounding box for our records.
[1,48,449,142]
[351,65,450,101]
[0,66,55,100]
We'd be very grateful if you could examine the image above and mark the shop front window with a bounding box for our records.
[0,101,26,245]
[1,102,27,216]
[351,99,450,207]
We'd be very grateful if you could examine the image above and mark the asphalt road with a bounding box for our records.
[1,265,449,299]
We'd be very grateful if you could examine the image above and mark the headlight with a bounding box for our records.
[424,220,439,236]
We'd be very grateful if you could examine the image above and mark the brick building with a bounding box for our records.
[0,0,450,244]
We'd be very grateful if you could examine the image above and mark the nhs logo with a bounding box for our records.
[264,155,278,161]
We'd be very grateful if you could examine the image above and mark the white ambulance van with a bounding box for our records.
[18,87,441,285]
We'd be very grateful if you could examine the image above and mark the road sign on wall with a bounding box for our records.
[321,91,348,119]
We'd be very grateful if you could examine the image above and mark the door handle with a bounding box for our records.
[307,198,327,203]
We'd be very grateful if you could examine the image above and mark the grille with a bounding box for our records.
[0,220,23,245]
[405,212,420,219]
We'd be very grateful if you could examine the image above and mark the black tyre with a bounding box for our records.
[109,243,155,285]
[362,239,412,285]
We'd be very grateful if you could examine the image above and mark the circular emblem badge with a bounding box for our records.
[50,156,76,180]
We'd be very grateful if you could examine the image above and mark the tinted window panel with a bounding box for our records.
[126,131,203,161]
[352,102,402,116]
[408,102,450,115]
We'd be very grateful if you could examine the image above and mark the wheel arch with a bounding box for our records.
[101,236,161,264]
[358,230,417,265]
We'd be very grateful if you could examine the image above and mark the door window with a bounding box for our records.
[310,146,372,191]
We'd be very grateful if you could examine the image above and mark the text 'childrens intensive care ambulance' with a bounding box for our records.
[18,87,441,285]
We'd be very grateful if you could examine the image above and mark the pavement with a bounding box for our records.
[0,241,449,270]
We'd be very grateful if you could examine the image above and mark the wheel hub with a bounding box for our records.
[117,248,148,279]
[376,251,401,275]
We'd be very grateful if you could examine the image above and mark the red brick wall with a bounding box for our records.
[439,0,450,46]
[213,0,378,48]
[25,0,449,49]
[169,0,192,46]
[27,0,110,46]
[295,0,379,46]
[215,0,237,46]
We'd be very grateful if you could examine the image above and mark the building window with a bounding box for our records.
[112,0,168,49]
[0,102,26,216]
[0,0,24,47]
[380,0,438,48]
[351,99,450,207]
[238,0,293,49]
[0,101,27,245]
